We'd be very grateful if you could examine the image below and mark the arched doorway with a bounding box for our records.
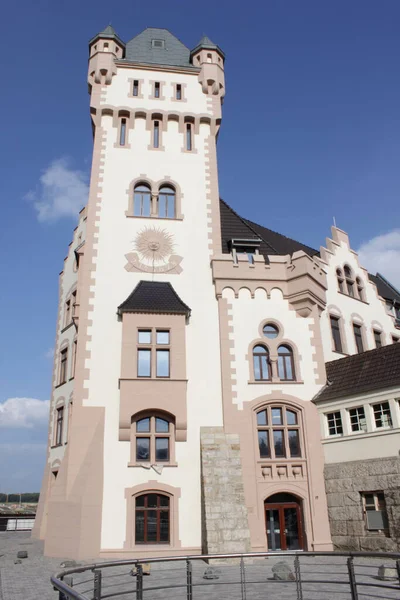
[265,493,304,551]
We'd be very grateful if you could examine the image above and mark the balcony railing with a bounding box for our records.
[51,550,400,600]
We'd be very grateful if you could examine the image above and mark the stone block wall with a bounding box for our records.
[200,427,251,554]
[324,457,400,551]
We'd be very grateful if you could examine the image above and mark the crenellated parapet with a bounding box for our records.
[211,250,327,317]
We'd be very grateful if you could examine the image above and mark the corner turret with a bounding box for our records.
[190,35,225,99]
[88,25,125,86]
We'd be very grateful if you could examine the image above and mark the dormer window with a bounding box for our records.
[152,39,165,49]
[230,238,261,264]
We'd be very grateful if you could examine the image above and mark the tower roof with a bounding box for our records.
[124,28,197,69]
[190,34,225,60]
[89,25,125,48]
[118,281,191,317]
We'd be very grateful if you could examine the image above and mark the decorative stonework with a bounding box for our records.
[124,227,183,274]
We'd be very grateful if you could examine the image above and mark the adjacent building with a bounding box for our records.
[32,26,400,558]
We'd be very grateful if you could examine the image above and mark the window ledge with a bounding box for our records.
[50,444,63,449]
[338,291,369,305]
[248,380,304,385]
[332,350,349,357]
[60,322,75,334]
[54,382,67,389]
[125,214,184,221]
[127,462,178,468]
[257,458,306,464]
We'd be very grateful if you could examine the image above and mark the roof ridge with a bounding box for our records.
[244,217,319,256]
[220,199,278,254]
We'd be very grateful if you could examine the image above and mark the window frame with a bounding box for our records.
[348,406,367,433]
[137,328,171,379]
[133,183,152,217]
[119,117,127,146]
[55,406,64,446]
[158,186,176,219]
[330,315,343,354]
[373,329,382,348]
[372,402,392,429]
[256,405,302,460]
[132,413,175,465]
[361,491,389,533]
[353,323,364,354]
[176,84,182,100]
[326,411,343,436]
[135,493,170,544]
[252,344,271,381]
[154,82,160,98]
[277,345,296,381]
[59,347,68,385]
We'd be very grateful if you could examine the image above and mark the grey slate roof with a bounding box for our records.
[190,34,225,59]
[118,281,191,317]
[314,342,400,403]
[89,24,125,47]
[101,25,117,35]
[368,273,400,305]
[124,28,196,69]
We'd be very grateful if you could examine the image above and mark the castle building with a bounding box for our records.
[32,26,400,559]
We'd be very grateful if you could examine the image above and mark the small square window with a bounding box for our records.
[152,39,165,49]
[156,330,169,345]
[138,330,151,344]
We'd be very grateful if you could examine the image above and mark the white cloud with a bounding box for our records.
[27,158,89,222]
[44,347,54,359]
[357,230,400,289]
[0,398,49,429]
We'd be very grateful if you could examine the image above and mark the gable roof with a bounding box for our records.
[314,342,400,403]
[368,273,400,305]
[118,281,191,317]
[124,28,196,69]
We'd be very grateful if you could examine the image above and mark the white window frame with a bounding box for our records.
[326,411,343,437]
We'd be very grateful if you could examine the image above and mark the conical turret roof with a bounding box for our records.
[89,24,125,48]
[190,34,225,60]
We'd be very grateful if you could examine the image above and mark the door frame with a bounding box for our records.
[265,501,304,551]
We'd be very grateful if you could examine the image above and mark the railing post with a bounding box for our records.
[240,557,246,600]
[136,563,143,600]
[186,559,193,600]
[294,555,303,600]
[93,569,102,600]
[59,576,73,600]
[347,557,358,600]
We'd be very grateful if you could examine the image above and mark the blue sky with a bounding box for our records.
[1,0,400,492]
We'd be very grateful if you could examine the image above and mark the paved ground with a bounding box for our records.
[0,532,399,600]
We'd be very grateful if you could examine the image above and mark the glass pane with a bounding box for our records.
[286,410,297,425]
[135,185,150,192]
[136,438,150,461]
[135,510,145,542]
[273,430,285,457]
[253,356,261,381]
[271,408,282,425]
[160,511,169,542]
[285,508,300,550]
[133,193,141,216]
[278,345,290,354]
[156,331,169,345]
[142,194,151,217]
[147,494,158,508]
[364,494,375,508]
[155,438,169,461]
[260,355,270,380]
[277,356,285,379]
[156,350,169,377]
[159,495,169,507]
[120,121,126,146]
[257,410,267,426]
[155,417,169,433]
[266,509,281,551]
[254,345,267,353]
[147,510,157,542]
[136,495,145,507]
[138,349,151,377]
[258,430,270,458]
[167,196,175,218]
[263,324,279,339]
[138,330,151,344]
[154,123,159,148]
[288,430,301,457]
[136,418,150,432]
[158,195,167,218]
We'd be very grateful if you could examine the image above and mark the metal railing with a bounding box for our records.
[51,551,400,600]
[0,514,35,531]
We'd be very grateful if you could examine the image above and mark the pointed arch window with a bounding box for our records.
[344,265,355,297]
[277,345,295,381]
[158,186,175,219]
[336,269,345,293]
[356,277,365,301]
[256,406,302,459]
[133,184,151,217]
[253,345,271,381]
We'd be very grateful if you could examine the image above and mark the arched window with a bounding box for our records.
[253,345,271,381]
[135,493,169,543]
[133,184,151,217]
[158,186,175,218]
[277,345,295,381]
[356,277,364,301]
[133,414,173,463]
[256,406,301,459]
[344,265,355,297]
[336,268,345,293]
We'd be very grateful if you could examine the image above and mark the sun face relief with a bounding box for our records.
[124,227,183,274]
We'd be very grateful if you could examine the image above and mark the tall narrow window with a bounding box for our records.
[176,84,182,100]
[158,186,175,218]
[156,350,170,377]
[253,345,271,381]
[330,316,343,353]
[256,406,301,459]
[137,328,171,378]
[59,348,68,385]
[65,299,71,327]
[186,123,192,151]
[344,266,355,297]
[153,120,160,148]
[135,493,169,544]
[277,345,295,381]
[154,82,160,98]
[373,330,382,348]
[72,339,77,378]
[119,118,126,146]
[133,184,151,217]
[356,277,364,301]
[353,324,364,353]
[55,406,64,446]
[71,290,77,318]
[138,349,151,377]
[336,269,345,293]
[133,80,139,96]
